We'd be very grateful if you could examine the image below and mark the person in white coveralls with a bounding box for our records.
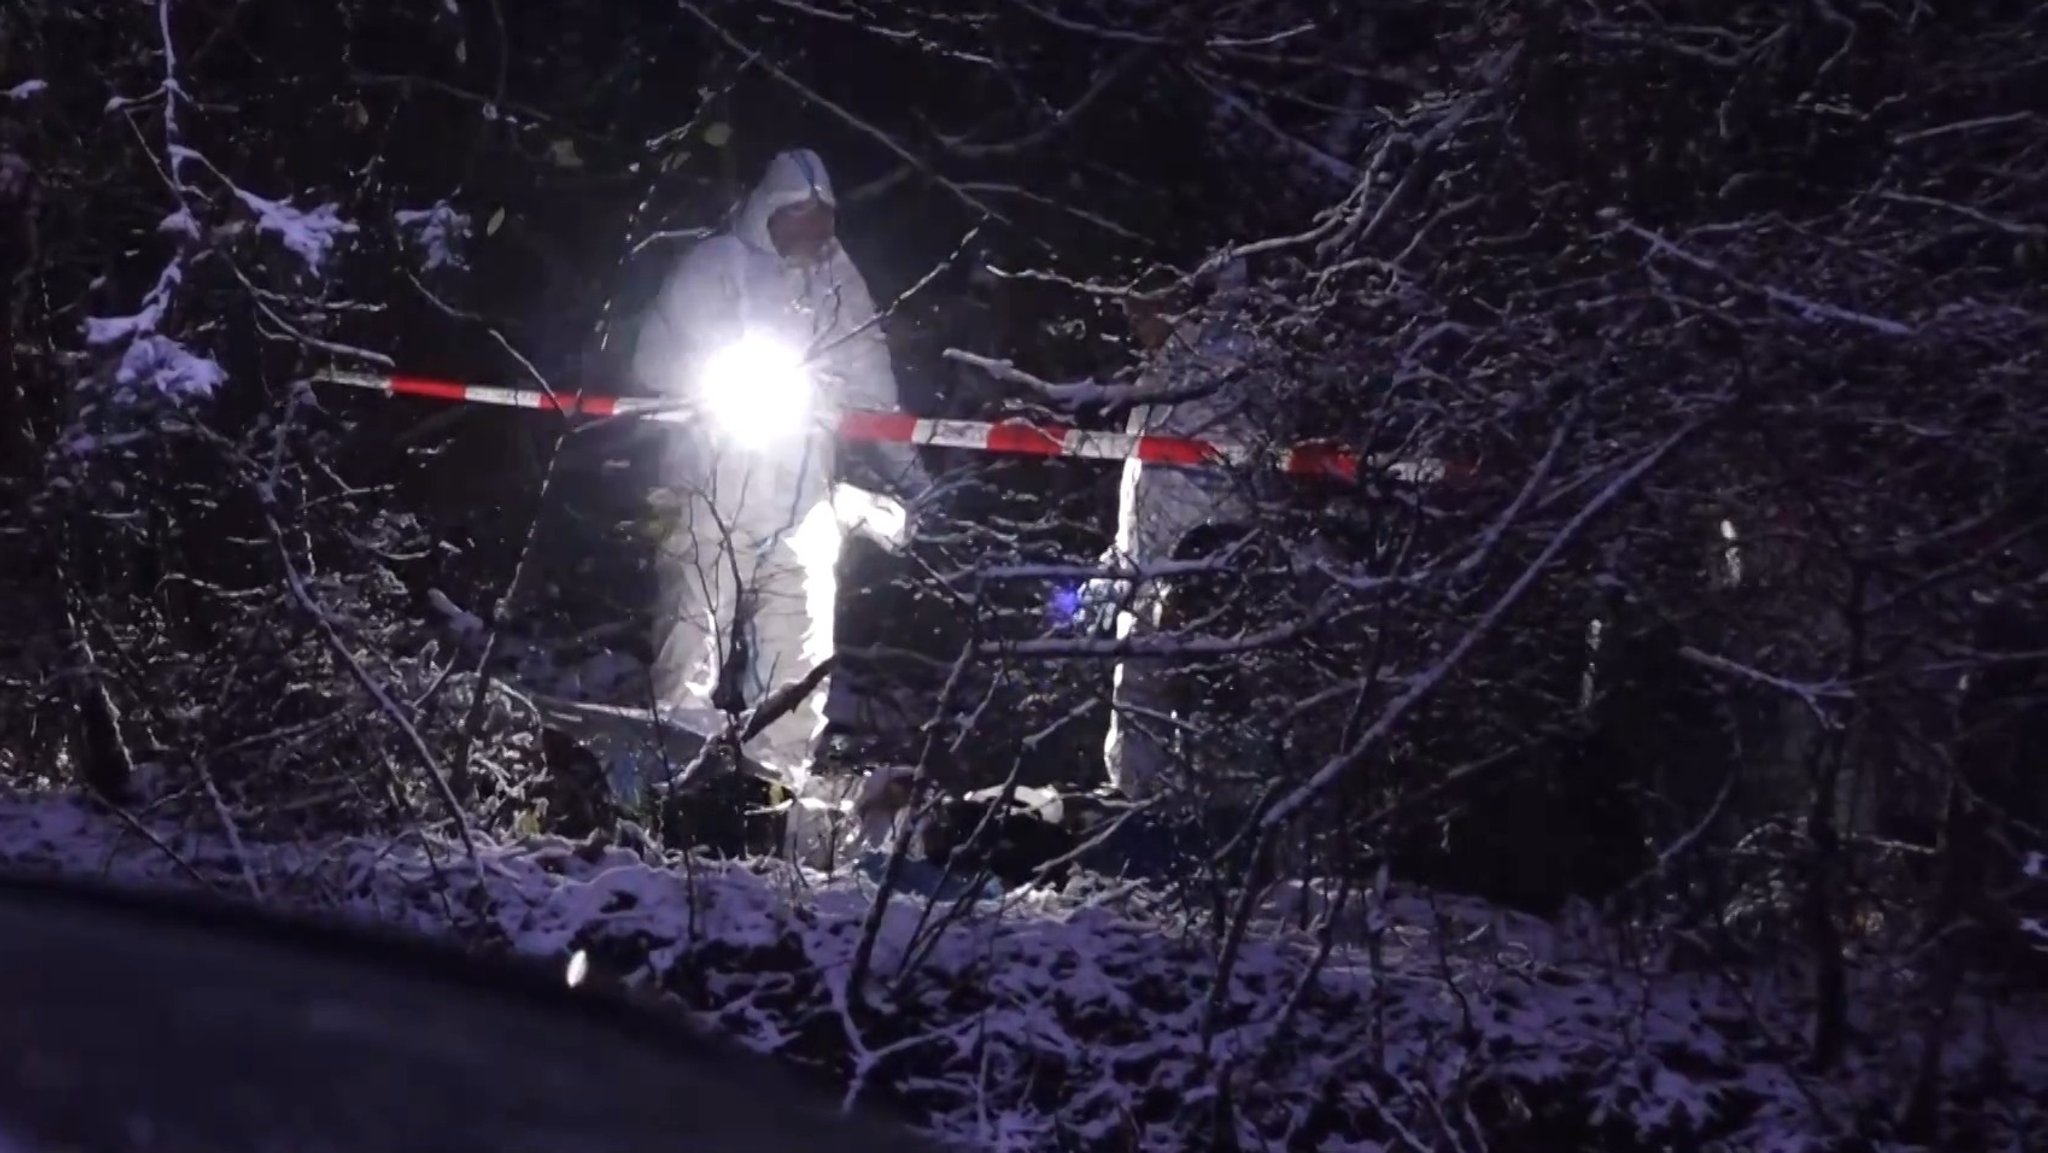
[631,149,932,862]
[1088,262,1261,801]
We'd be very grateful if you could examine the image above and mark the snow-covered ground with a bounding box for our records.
[1,788,2041,1152]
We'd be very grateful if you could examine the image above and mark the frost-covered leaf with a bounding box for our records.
[395,201,472,272]
[486,206,506,236]
[3,79,47,101]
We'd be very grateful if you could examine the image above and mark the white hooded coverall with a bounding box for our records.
[1100,297,1259,800]
[632,149,930,787]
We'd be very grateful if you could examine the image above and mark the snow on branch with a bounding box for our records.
[1606,214,1916,337]
[71,0,367,418]
[105,334,227,400]
[80,254,225,405]
[230,188,357,273]
[394,202,472,272]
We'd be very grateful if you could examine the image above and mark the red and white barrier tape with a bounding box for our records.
[313,368,1453,483]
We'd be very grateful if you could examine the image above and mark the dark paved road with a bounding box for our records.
[0,873,939,1152]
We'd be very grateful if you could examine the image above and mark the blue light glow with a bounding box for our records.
[1049,582,1085,625]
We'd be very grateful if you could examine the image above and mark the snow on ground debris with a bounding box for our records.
[0,789,2042,1152]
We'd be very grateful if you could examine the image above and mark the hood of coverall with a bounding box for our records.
[1192,256,1251,337]
[1128,255,1259,440]
[733,149,838,258]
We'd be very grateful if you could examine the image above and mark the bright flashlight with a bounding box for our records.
[697,334,811,448]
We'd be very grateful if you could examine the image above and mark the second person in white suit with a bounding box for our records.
[1094,263,1262,800]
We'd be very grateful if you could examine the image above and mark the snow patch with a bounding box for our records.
[84,263,180,350]
[232,189,356,272]
[2,79,46,101]
[85,306,166,350]
[111,334,225,400]
[79,265,222,402]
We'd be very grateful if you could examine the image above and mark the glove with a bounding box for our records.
[831,483,914,553]
[881,474,953,553]
[1067,548,1131,635]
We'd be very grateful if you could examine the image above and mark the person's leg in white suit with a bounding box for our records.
[650,489,739,733]
[650,440,833,760]
[744,495,842,770]
[651,438,911,868]
[778,496,903,869]
[1103,460,1226,800]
